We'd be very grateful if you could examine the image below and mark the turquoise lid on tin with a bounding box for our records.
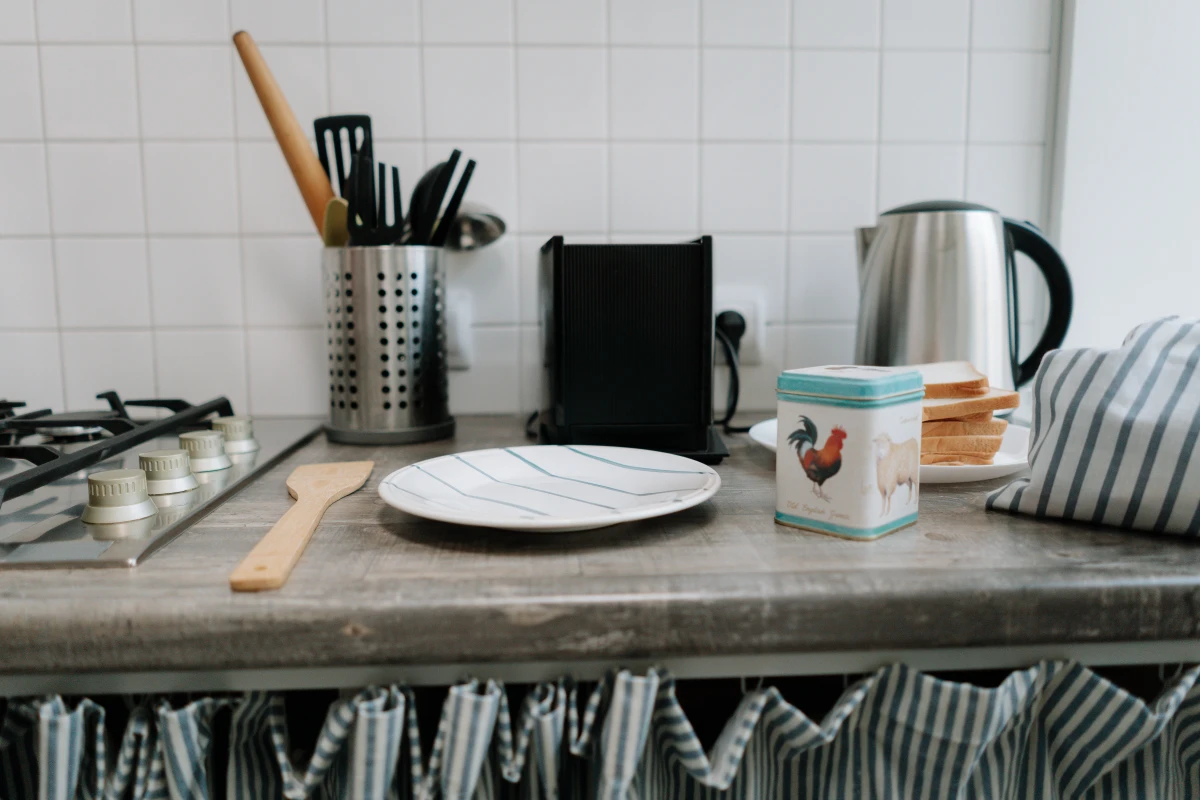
[776,365,923,400]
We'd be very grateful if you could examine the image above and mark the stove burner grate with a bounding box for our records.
[0,392,234,509]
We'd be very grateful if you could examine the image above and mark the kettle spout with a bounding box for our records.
[854,226,879,288]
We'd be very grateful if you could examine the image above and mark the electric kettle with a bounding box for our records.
[854,200,1073,390]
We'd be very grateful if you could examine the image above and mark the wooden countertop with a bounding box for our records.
[3,415,1200,677]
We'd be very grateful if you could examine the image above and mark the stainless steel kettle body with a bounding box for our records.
[854,201,1072,390]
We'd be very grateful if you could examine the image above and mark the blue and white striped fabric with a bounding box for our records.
[227,687,417,800]
[989,317,1200,534]
[7,660,1200,799]
[0,697,106,800]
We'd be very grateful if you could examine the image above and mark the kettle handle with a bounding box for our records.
[1004,219,1073,386]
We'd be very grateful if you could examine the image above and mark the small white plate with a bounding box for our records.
[747,418,1030,484]
[378,445,720,532]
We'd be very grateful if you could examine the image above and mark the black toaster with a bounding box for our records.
[536,236,726,463]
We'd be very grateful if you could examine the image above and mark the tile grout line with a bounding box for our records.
[0,228,891,238]
[873,3,886,218]
[233,0,255,415]
[508,0,528,411]
[17,39,1052,53]
[414,0,428,161]
[962,0,975,198]
[694,0,703,238]
[605,0,612,245]
[29,1,68,410]
[0,135,1053,146]
[2,321,861,332]
[782,0,794,350]
[128,0,160,400]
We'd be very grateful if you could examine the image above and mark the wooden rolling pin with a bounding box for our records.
[233,30,333,235]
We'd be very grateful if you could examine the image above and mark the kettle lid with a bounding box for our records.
[881,199,997,216]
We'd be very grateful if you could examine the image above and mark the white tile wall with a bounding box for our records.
[610,48,698,140]
[137,46,236,139]
[0,46,43,138]
[40,45,139,138]
[54,237,151,328]
[1,0,1058,416]
[701,49,789,139]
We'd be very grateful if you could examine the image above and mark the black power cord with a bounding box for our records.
[715,310,753,434]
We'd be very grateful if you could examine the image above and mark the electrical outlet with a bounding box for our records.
[713,285,767,366]
[445,289,472,370]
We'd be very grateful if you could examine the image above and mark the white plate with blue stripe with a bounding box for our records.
[748,418,1030,484]
[379,445,721,532]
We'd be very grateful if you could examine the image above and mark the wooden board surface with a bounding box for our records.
[3,415,1200,676]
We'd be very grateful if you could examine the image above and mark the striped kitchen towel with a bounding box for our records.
[565,661,1200,799]
[227,687,418,800]
[8,661,1200,799]
[989,317,1200,534]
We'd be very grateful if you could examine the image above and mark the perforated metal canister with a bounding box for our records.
[322,246,454,444]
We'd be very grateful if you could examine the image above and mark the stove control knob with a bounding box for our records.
[139,448,199,495]
[211,416,260,455]
[81,469,158,524]
[179,430,232,472]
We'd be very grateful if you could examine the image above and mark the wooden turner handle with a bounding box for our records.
[233,30,333,235]
[230,495,333,591]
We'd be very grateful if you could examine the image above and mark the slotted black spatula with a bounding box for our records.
[314,115,372,198]
[348,152,404,246]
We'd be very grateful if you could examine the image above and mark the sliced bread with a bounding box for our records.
[956,411,995,423]
[922,419,1008,437]
[921,453,995,466]
[915,361,989,399]
[921,435,1004,455]
[922,387,1019,422]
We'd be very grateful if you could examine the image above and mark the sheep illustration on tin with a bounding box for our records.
[873,432,919,515]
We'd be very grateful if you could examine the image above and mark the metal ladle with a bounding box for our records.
[443,202,506,251]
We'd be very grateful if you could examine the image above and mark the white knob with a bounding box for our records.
[81,469,158,524]
[179,430,232,472]
[139,448,199,495]
[212,416,260,454]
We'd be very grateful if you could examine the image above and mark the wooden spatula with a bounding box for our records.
[229,461,373,592]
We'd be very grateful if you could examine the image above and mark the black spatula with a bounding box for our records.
[348,152,403,246]
[430,160,475,248]
[412,149,461,245]
[314,115,372,198]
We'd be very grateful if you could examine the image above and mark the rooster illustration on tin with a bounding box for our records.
[787,416,846,501]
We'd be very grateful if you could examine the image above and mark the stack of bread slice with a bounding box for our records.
[915,361,1020,466]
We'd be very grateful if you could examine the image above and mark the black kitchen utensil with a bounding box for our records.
[404,162,442,243]
[430,159,475,248]
[412,149,461,245]
[348,153,403,246]
[340,143,378,232]
[314,115,372,198]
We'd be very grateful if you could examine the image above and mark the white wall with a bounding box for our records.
[0,0,1057,415]
[1055,0,1200,348]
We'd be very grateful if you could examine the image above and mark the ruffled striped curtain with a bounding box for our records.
[2,661,1199,800]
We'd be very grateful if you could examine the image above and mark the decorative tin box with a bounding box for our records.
[775,365,924,540]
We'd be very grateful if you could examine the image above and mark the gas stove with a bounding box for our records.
[0,392,321,569]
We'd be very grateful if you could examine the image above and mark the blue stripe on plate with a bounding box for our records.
[504,449,704,497]
[564,446,709,474]
[382,479,464,512]
[414,465,549,516]
[454,456,619,511]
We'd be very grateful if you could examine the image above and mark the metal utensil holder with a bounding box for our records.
[323,246,454,444]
